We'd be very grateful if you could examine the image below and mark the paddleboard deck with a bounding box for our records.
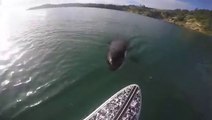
[84,84,141,120]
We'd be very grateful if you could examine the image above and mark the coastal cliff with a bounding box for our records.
[29,3,212,35]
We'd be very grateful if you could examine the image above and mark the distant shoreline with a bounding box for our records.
[29,3,212,36]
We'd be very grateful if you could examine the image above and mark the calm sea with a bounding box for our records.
[0,7,212,120]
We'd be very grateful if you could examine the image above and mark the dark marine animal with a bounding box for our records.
[107,39,128,71]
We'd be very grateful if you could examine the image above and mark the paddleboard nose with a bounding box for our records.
[84,84,142,120]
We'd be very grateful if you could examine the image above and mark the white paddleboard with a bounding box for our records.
[84,84,142,120]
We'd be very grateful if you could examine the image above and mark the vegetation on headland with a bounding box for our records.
[29,3,212,35]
